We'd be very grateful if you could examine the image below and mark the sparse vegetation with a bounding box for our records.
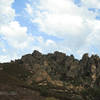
[0,51,100,100]
[45,97,59,100]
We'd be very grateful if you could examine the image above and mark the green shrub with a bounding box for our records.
[81,87,100,100]
[39,86,49,96]
[45,97,59,100]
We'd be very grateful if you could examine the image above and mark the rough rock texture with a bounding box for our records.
[1,50,100,100]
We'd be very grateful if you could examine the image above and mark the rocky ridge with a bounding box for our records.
[0,50,100,100]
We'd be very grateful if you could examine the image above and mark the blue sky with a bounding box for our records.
[0,0,100,62]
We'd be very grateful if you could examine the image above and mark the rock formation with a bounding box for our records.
[0,50,100,100]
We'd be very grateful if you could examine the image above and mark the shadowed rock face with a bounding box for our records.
[20,51,100,83]
[1,50,100,100]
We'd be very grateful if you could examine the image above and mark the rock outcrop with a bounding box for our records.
[1,50,100,100]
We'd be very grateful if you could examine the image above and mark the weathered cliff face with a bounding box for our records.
[1,50,100,100]
[16,51,100,86]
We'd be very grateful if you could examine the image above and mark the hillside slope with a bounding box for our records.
[0,50,100,100]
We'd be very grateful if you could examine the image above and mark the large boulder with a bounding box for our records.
[27,69,52,84]
[21,54,35,64]
[53,51,66,63]
[32,50,42,59]
[67,60,80,78]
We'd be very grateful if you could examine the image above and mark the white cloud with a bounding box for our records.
[81,0,100,9]
[26,0,95,38]
[25,0,91,46]
[25,0,100,58]
[0,0,35,50]
[33,36,57,53]
[86,20,100,46]
[0,0,15,27]
[25,3,33,15]
[0,21,34,49]
[0,55,11,63]
[0,53,18,63]
[1,0,100,62]
[2,48,6,52]
[0,0,35,62]
[46,40,56,46]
